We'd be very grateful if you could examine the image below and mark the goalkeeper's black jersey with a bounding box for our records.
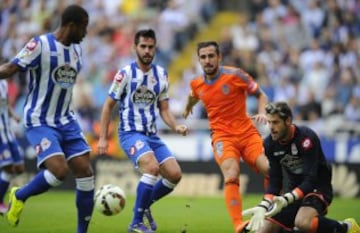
[263,125,333,199]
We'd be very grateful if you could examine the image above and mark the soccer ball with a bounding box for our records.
[94,184,126,216]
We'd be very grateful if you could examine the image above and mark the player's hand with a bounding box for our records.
[97,138,108,155]
[265,196,288,217]
[265,191,299,217]
[251,113,268,125]
[175,124,188,136]
[242,206,266,231]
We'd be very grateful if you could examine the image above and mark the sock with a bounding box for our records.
[148,178,176,208]
[224,178,242,228]
[132,174,157,225]
[16,170,62,201]
[311,216,347,233]
[0,171,12,203]
[309,217,319,233]
[76,176,95,233]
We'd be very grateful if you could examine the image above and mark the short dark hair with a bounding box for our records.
[197,41,220,56]
[265,102,293,120]
[61,4,88,26]
[134,29,156,45]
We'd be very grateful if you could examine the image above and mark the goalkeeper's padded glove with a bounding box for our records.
[265,195,288,217]
[242,197,273,231]
[265,189,303,217]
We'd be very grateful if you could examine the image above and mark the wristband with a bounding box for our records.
[283,188,302,204]
[258,197,272,211]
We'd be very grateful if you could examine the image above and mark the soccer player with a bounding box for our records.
[0,5,94,233]
[182,41,269,233]
[0,80,25,215]
[243,101,360,233]
[97,28,188,233]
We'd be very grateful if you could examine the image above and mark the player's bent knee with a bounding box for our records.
[49,166,69,181]
[168,173,182,184]
[143,163,160,176]
[75,165,94,178]
[294,217,313,232]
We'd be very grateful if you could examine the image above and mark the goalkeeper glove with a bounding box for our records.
[242,198,272,231]
[265,190,301,217]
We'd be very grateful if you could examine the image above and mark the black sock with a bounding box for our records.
[317,216,347,233]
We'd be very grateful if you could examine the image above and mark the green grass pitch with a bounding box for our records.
[0,191,359,233]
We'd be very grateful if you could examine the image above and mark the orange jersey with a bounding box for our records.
[190,66,261,136]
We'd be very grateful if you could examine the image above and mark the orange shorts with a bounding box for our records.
[211,132,264,170]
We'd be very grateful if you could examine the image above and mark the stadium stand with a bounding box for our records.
[1,0,360,152]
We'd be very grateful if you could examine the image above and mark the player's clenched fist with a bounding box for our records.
[175,124,188,136]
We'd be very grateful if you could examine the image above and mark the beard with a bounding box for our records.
[204,65,218,76]
[137,52,153,66]
[271,129,287,142]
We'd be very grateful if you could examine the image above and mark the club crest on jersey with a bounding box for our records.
[280,154,303,174]
[149,76,157,85]
[301,138,313,150]
[132,85,155,108]
[53,64,77,89]
[222,84,230,95]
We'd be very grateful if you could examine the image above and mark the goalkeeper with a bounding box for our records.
[243,102,360,233]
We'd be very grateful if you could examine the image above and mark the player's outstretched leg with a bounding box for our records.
[6,187,24,227]
[144,209,157,231]
[344,218,360,233]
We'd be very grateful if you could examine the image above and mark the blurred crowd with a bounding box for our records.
[1,0,360,141]
[172,0,360,137]
[0,0,216,136]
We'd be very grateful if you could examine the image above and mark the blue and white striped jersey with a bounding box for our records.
[108,62,169,134]
[11,33,83,128]
[0,80,16,142]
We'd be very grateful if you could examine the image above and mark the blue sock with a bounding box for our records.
[149,179,174,207]
[132,181,154,225]
[16,170,54,201]
[76,176,94,233]
[0,176,10,203]
[76,189,94,233]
